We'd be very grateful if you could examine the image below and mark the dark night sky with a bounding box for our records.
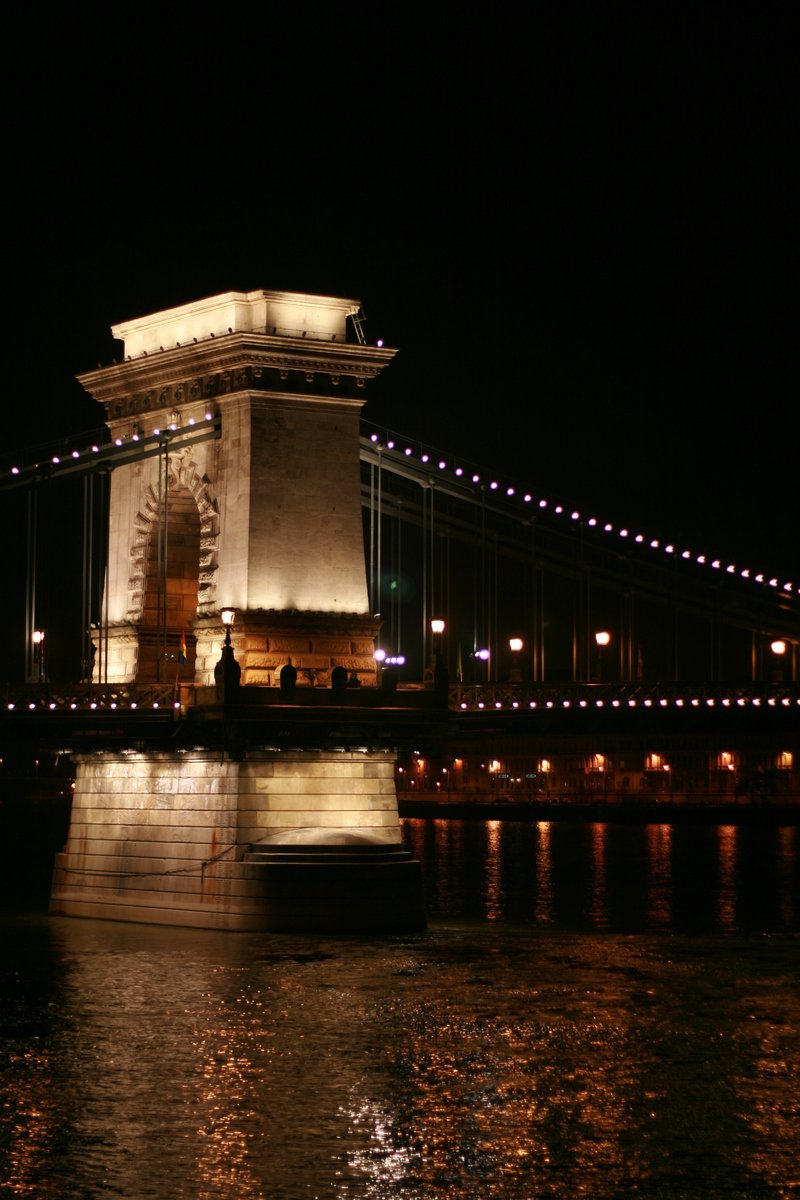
[4,3,798,584]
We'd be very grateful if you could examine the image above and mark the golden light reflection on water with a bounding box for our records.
[482,820,503,921]
[533,821,553,924]
[190,990,270,1200]
[589,822,608,928]
[645,824,672,929]
[358,979,649,1197]
[2,880,800,1200]
[717,824,738,931]
[1,1049,57,1197]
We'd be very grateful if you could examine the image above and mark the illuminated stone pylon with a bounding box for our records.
[50,291,429,933]
[78,289,396,687]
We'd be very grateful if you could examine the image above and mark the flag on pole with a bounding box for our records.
[179,629,187,665]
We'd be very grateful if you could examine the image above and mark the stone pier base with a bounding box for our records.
[49,749,426,932]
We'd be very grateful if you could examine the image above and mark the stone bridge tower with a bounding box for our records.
[50,291,428,933]
[77,289,395,688]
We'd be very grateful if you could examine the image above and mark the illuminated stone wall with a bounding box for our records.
[79,289,395,685]
[237,751,401,845]
[49,748,403,930]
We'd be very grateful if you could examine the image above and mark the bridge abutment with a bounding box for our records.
[50,746,425,932]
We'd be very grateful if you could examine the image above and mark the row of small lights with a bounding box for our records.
[6,694,797,714]
[7,412,216,477]
[460,695,799,711]
[6,700,181,711]
[368,432,796,598]
[6,415,795,598]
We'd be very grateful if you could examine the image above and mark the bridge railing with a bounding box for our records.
[449,680,800,712]
[3,679,798,716]
[2,682,195,713]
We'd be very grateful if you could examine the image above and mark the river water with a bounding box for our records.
[1,818,798,1199]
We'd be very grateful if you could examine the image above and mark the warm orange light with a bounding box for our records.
[595,630,611,647]
[430,618,445,635]
[509,637,523,652]
[488,759,502,773]
[539,758,552,773]
[220,608,236,626]
[770,639,787,655]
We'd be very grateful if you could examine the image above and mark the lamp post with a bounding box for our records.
[594,630,611,682]
[32,630,45,684]
[214,608,240,702]
[508,636,523,682]
[430,618,448,698]
[770,638,787,683]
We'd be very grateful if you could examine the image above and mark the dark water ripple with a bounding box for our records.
[1,820,799,1199]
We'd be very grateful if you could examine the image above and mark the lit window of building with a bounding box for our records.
[777,751,793,770]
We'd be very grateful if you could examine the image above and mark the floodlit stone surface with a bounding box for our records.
[78,288,395,686]
[49,749,419,931]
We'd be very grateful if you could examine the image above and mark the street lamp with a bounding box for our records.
[214,608,240,701]
[594,630,611,681]
[430,619,448,697]
[220,607,236,645]
[770,638,787,682]
[32,630,45,683]
[509,636,523,681]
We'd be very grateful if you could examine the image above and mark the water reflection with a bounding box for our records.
[482,820,503,921]
[589,822,607,928]
[1,826,799,1199]
[717,824,738,931]
[533,821,553,925]
[402,818,800,934]
[645,824,672,930]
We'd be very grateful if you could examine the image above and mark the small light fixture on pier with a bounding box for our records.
[220,608,236,646]
[215,609,240,701]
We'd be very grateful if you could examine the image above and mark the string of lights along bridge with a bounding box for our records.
[4,414,796,599]
[3,411,799,699]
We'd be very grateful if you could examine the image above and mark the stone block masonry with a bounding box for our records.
[50,748,410,931]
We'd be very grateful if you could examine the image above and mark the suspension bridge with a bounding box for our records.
[0,287,795,931]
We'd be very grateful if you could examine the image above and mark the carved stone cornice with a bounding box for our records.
[78,333,397,420]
